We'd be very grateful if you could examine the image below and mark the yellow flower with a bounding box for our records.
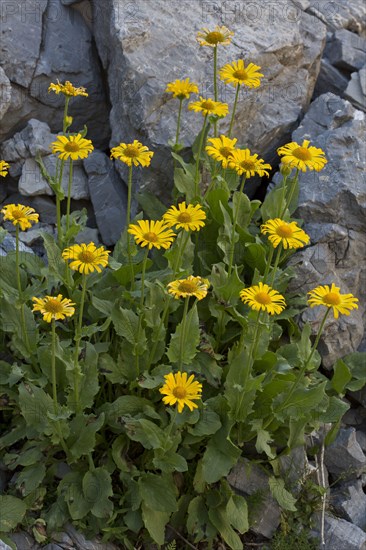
[220,60,263,88]
[196,26,234,47]
[48,80,88,97]
[163,202,206,232]
[277,139,327,172]
[205,135,237,168]
[188,96,229,118]
[51,134,94,161]
[62,242,110,274]
[166,78,199,100]
[240,282,286,315]
[261,218,310,250]
[1,204,39,231]
[128,220,176,250]
[167,276,210,301]
[32,294,75,323]
[110,140,154,167]
[0,160,10,177]
[159,371,202,413]
[228,149,272,178]
[307,283,358,319]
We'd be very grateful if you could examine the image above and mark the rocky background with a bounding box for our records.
[0,0,365,548]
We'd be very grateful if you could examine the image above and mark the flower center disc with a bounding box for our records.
[178,281,197,293]
[276,224,294,238]
[123,146,140,158]
[64,142,80,152]
[293,146,312,161]
[177,212,192,223]
[255,292,272,305]
[205,31,224,44]
[233,69,248,81]
[240,160,256,171]
[143,232,158,243]
[78,250,96,263]
[219,147,233,157]
[11,209,24,220]
[45,299,63,313]
[323,292,341,305]
[201,100,214,111]
[173,386,187,399]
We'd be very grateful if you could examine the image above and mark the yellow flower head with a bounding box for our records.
[163,202,206,232]
[277,139,327,172]
[166,78,199,100]
[188,96,229,118]
[307,283,358,319]
[196,25,234,47]
[240,282,286,315]
[205,135,237,168]
[261,218,310,250]
[128,220,176,250]
[110,140,154,168]
[228,149,272,178]
[159,371,202,413]
[48,80,88,97]
[32,294,75,323]
[51,134,94,161]
[167,275,210,301]
[1,204,39,231]
[220,60,263,88]
[62,242,110,274]
[0,160,10,177]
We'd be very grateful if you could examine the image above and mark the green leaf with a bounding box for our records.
[269,476,297,511]
[153,450,188,473]
[332,359,352,394]
[208,505,243,550]
[100,396,152,426]
[67,414,105,460]
[59,471,92,520]
[136,192,167,219]
[187,496,217,541]
[139,473,178,513]
[0,496,27,532]
[83,467,113,519]
[77,343,99,410]
[15,463,46,496]
[99,353,129,384]
[188,408,221,437]
[314,396,349,423]
[226,495,249,534]
[167,303,200,365]
[41,231,66,282]
[261,183,285,221]
[124,418,166,449]
[201,430,241,483]
[274,382,327,420]
[254,426,275,459]
[111,306,139,345]
[244,243,266,273]
[141,502,170,546]
[18,383,53,435]
[232,191,252,228]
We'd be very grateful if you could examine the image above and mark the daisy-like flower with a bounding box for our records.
[277,139,327,172]
[128,220,176,250]
[48,80,88,97]
[220,60,263,88]
[240,282,286,315]
[1,204,39,231]
[261,218,310,250]
[307,283,358,319]
[228,149,272,178]
[51,134,94,161]
[62,242,110,274]
[205,135,237,168]
[159,371,202,413]
[167,275,210,301]
[166,78,199,100]
[196,25,234,47]
[163,202,206,232]
[32,294,75,323]
[110,140,154,168]
[188,96,229,118]
[0,160,10,177]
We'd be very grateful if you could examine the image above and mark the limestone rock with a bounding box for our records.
[331,479,366,529]
[0,68,12,123]
[325,29,366,72]
[83,150,127,246]
[92,0,326,197]
[307,0,366,36]
[324,427,366,478]
[344,68,366,111]
[320,514,366,550]
[313,58,349,99]
[0,541,12,550]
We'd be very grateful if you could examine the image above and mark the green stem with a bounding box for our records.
[73,274,87,413]
[228,176,246,277]
[262,247,274,283]
[269,244,282,287]
[194,114,208,198]
[173,231,190,277]
[279,174,288,217]
[166,407,178,440]
[248,310,262,360]
[15,226,22,295]
[213,46,218,137]
[57,159,65,247]
[175,99,183,146]
[135,249,149,377]
[51,319,58,414]
[178,297,190,369]
[126,165,135,290]
[280,168,299,218]
[66,158,73,237]
[228,84,240,138]
[63,97,70,134]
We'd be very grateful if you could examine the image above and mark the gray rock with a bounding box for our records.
[0,119,56,177]
[325,29,366,72]
[343,407,366,426]
[0,234,34,256]
[84,150,127,246]
[313,58,349,99]
[307,0,366,35]
[75,227,100,244]
[43,545,63,550]
[92,0,326,198]
[291,0,310,10]
[61,0,84,4]
[278,446,309,494]
[360,65,366,95]
[350,387,366,408]
[227,458,281,538]
[344,69,366,111]
[19,156,89,200]
[332,479,366,529]
[65,524,119,549]
[0,67,12,122]
[1,194,57,226]
[8,530,39,550]
[320,514,366,550]
[0,541,13,550]
[324,427,366,477]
